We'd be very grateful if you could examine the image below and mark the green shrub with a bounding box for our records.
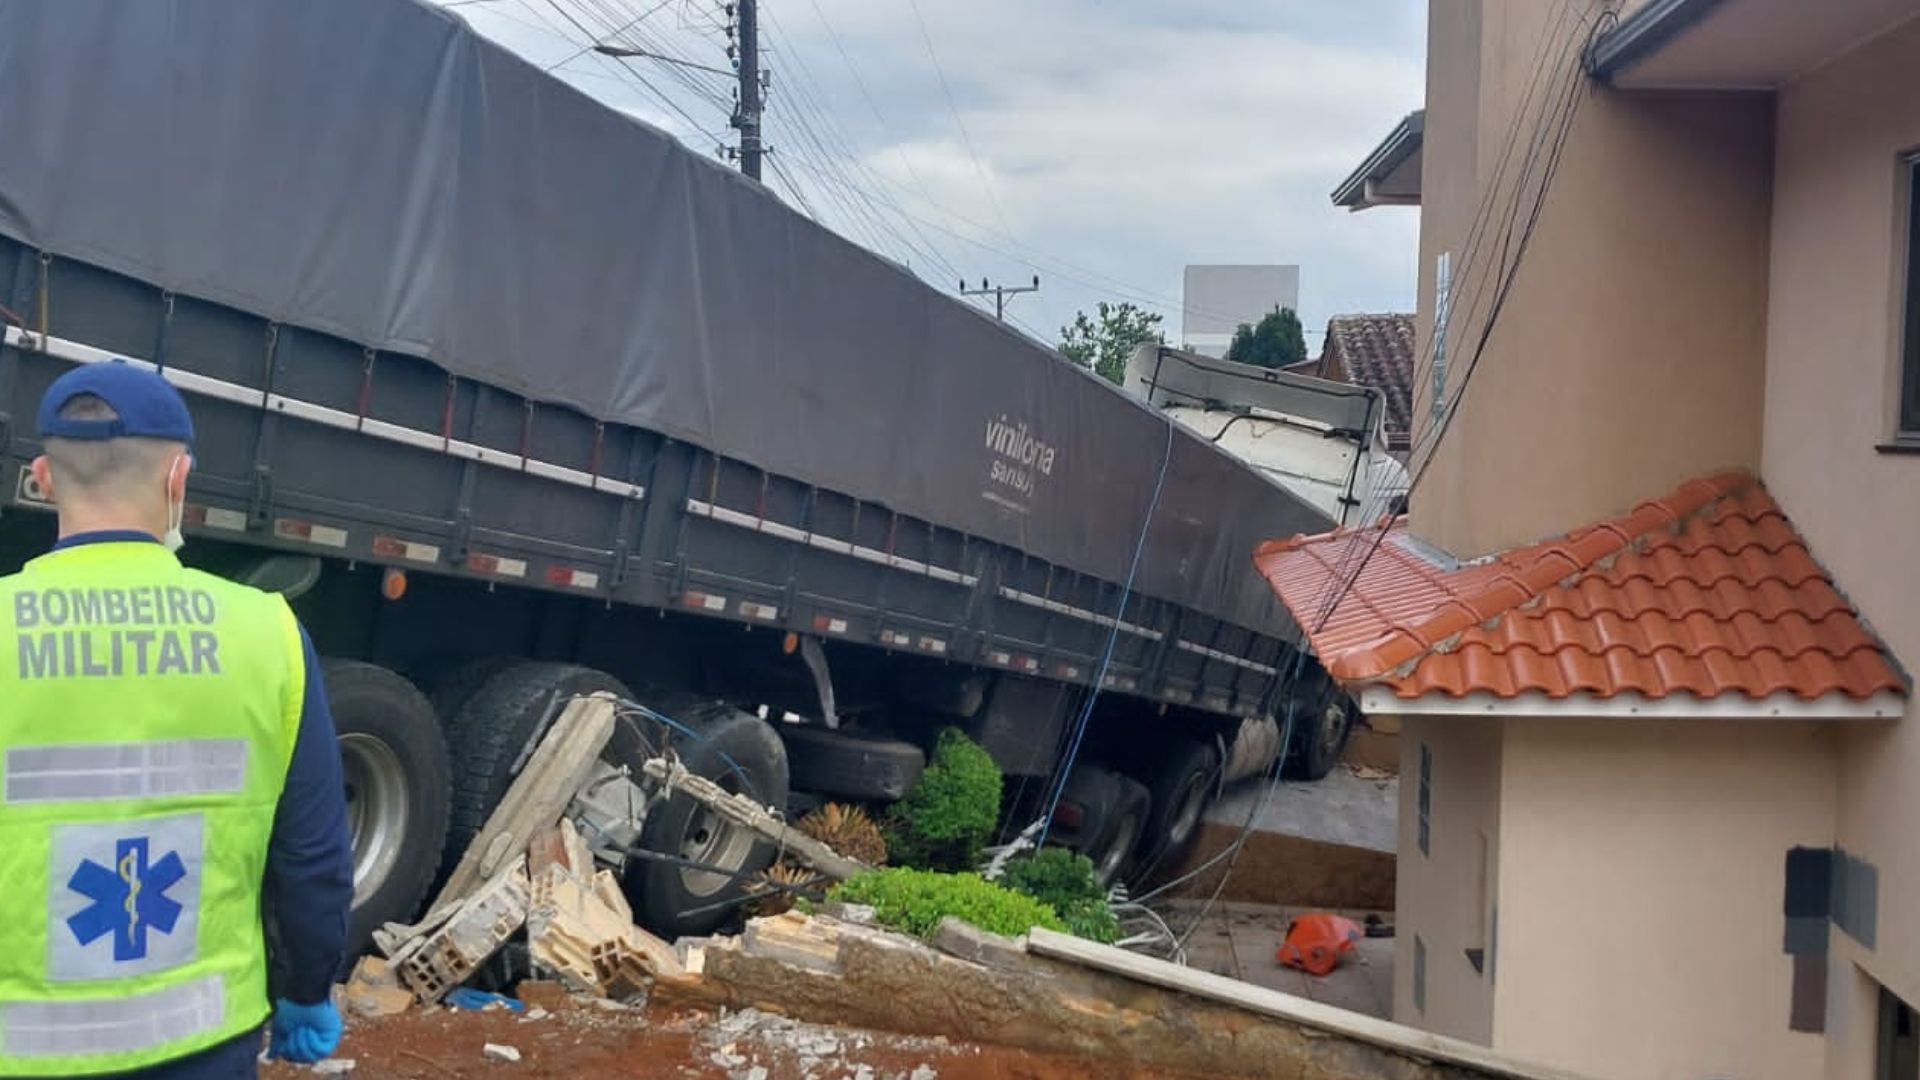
[827,867,1064,940]
[886,728,1002,871]
[999,848,1120,944]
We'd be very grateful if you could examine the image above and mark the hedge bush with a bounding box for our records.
[999,847,1120,944]
[827,868,1064,940]
[885,728,1002,872]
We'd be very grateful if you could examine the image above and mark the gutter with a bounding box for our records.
[1585,0,1730,80]
[1329,110,1424,208]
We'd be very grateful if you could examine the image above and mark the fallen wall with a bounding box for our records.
[661,913,1590,1080]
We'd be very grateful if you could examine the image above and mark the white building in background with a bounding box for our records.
[1180,264,1301,357]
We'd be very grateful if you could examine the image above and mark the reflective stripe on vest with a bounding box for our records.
[0,542,303,1075]
[3,976,223,1058]
[6,740,249,804]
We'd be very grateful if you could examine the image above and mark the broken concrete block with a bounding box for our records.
[673,937,712,976]
[482,1043,521,1064]
[392,860,531,1003]
[527,861,684,995]
[512,980,570,1013]
[591,868,633,923]
[341,955,415,1017]
[930,917,1029,971]
[741,913,842,975]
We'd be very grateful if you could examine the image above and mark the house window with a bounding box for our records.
[1412,934,1428,1014]
[1466,829,1491,976]
[1901,157,1920,438]
[1431,250,1453,424]
[1417,743,1432,856]
[1879,987,1919,1079]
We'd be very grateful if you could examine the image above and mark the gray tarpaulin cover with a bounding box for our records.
[0,0,1329,634]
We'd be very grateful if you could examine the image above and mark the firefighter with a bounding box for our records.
[0,363,352,1077]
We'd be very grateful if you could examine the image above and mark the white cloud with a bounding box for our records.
[439,0,1425,345]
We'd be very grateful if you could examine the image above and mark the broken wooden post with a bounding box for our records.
[640,755,867,881]
[430,693,617,912]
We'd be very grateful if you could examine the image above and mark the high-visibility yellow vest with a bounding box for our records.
[0,541,304,1074]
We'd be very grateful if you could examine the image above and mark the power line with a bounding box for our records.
[1306,5,1603,636]
[543,0,675,69]
[903,0,1014,236]
[759,17,966,281]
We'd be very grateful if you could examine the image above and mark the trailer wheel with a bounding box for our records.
[629,703,790,939]
[441,661,634,882]
[414,655,512,727]
[1089,775,1151,888]
[1136,738,1220,868]
[323,660,451,955]
[1285,691,1356,781]
[778,724,926,801]
[1057,765,1150,888]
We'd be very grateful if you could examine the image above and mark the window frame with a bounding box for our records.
[1895,155,1920,441]
[1416,743,1432,857]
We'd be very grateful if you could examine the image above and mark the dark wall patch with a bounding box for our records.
[1781,845,1882,1035]
[1833,848,1879,949]
[1790,953,1828,1033]
[1785,847,1833,919]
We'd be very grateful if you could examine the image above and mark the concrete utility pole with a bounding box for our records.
[733,0,764,181]
[961,275,1040,321]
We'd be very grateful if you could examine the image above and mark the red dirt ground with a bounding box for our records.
[259,994,1242,1080]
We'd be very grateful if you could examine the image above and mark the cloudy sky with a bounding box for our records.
[434,0,1426,352]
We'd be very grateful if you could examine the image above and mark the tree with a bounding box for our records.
[1225,306,1308,370]
[1059,301,1165,385]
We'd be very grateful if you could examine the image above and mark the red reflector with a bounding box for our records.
[1051,800,1085,831]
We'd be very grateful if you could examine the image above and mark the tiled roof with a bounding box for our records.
[1318,314,1414,452]
[1254,470,1906,703]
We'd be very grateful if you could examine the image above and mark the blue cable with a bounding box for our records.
[621,702,759,802]
[1039,417,1176,848]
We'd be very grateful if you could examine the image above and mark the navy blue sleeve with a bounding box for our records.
[263,626,353,1005]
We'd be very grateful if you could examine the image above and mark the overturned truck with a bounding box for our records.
[0,0,1347,950]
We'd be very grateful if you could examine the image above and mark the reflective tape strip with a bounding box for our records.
[4,975,223,1057]
[5,740,248,803]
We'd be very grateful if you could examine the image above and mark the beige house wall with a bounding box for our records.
[1393,715,1501,1044]
[1412,0,1772,559]
[1491,717,1838,1080]
[1761,11,1920,1050]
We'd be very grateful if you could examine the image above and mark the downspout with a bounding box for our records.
[1338,389,1378,527]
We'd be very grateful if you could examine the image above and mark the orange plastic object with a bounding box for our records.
[1276,914,1363,976]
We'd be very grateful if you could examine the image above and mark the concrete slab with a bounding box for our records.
[1159,900,1393,1022]
[1205,767,1398,853]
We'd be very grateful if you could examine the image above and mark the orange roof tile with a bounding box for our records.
[1253,470,1907,702]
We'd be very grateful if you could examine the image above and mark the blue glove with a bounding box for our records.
[268,997,342,1064]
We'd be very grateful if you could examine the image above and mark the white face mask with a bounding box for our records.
[163,454,189,553]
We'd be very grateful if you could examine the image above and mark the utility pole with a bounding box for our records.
[732,0,764,182]
[961,275,1040,321]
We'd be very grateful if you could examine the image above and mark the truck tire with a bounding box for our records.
[414,655,512,726]
[1285,691,1356,782]
[440,661,634,882]
[324,660,452,955]
[1136,738,1220,869]
[1056,764,1150,888]
[629,703,790,939]
[779,725,926,801]
[1088,775,1151,888]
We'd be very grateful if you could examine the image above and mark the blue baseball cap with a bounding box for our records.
[37,362,195,448]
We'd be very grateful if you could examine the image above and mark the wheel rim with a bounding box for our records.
[1167,773,1209,848]
[1098,811,1142,884]
[676,776,758,899]
[1317,697,1350,760]
[340,732,410,906]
